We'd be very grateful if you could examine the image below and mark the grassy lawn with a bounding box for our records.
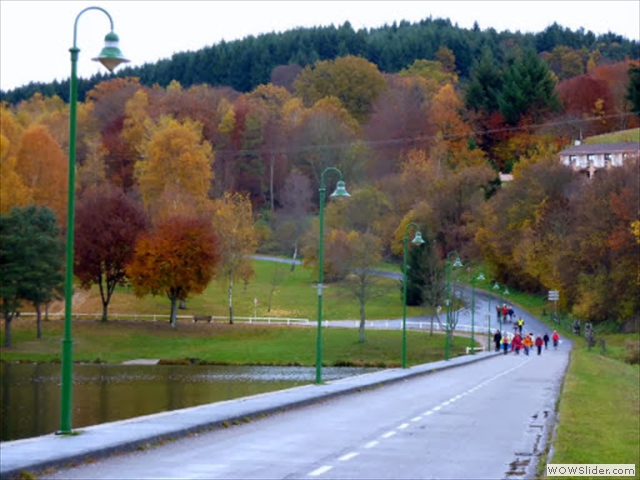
[39,259,425,322]
[548,346,640,477]
[0,317,469,367]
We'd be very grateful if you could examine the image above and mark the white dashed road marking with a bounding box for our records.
[306,359,533,477]
[309,465,333,477]
[339,452,359,461]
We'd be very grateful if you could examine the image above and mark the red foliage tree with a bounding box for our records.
[126,215,220,328]
[74,184,148,321]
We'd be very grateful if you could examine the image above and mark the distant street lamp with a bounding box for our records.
[59,6,128,435]
[444,251,462,360]
[487,281,500,351]
[493,282,502,333]
[315,167,349,385]
[470,272,485,354]
[402,222,425,368]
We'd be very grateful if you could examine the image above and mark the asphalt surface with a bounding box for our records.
[1,352,500,480]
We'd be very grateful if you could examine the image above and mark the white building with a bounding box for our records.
[558,142,639,178]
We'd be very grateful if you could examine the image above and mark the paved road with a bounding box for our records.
[33,344,570,480]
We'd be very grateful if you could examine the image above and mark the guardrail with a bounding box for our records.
[322,319,476,333]
[16,312,310,325]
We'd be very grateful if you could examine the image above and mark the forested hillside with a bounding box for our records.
[1,19,638,103]
[1,18,639,327]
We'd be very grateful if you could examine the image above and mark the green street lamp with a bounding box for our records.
[470,272,485,354]
[487,281,500,351]
[59,6,128,435]
[315,167,349,385]
[493,282,502,333]
[402,223,425,369]
[444,251,462,360]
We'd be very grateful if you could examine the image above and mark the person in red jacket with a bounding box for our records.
[552,331,560,349]
[535,335,544,355]
[511,333,523,354]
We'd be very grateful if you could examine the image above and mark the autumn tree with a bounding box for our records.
[74,184,148,322]
[126,216,219,328]
[294,55,386,123]
[212,193,258,324]
[134,115,214,221]
[14,124,68,224]
[341,231,386,343]
[0,206,64,345]
[429,83,486,170]
[0,105,32,213]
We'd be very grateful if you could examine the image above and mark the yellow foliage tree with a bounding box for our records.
[135,115,213,220]
[211,192,258,323]
[0,107,32,212]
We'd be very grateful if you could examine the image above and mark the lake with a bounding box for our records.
[0,362,379,442]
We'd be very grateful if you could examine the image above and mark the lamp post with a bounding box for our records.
[315,167,349,385]
[487,281,500,352]
[493,282,502,333]
[444,251,462,360]
[402,223,425,368]
[470,272,485,354]
[59,6,128,435]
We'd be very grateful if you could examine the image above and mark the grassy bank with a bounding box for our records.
[0,318,470,367]
[34,259,426,322]
[548,346,639,477]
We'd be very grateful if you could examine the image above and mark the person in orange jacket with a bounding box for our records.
[523,333,533,355]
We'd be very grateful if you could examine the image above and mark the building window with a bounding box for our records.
[604,153,612,167]
[569,155,577,164]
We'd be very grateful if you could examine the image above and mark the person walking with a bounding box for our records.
[512,332,523,354]
[552,331,560,349]
[523,333,533,356]
[517,317,524,334]
[493,329,502,352]
[502,333,510,354]
[543,332,550,349]
[535,335,544,355]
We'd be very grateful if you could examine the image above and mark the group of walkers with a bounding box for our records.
[496,304,515,323]
[493,329,560,355]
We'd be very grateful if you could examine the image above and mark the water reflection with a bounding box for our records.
[0,363,379,442]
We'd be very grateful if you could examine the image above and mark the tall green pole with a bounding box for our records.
[402,233,408,368]
[470,276,476,355]
[59,7,127,434]
[445,257,451,360]
[315,167,348,384]
[60,40,79,435]
[401,222,423,369]
[315,179,326,385]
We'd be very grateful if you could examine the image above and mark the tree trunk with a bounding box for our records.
[358,299,366,343]
[169,297,178,329]
[290,242,298,272]
[35,303,43,339]
[228,277,234,324]
[3,314,13,347]
[101,301,108,322]
[270,152,275,212]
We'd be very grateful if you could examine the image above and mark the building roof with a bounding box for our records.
[559,142,640,156]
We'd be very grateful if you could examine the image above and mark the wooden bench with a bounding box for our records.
[193,315,213,323]
[465,346,486,354]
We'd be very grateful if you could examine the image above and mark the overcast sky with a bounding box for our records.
[1,0,639,92]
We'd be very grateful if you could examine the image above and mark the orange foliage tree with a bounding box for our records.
[14,124,68,224]
[126,216,220,328]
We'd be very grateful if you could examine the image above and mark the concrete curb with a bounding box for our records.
[0,352,501,479]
